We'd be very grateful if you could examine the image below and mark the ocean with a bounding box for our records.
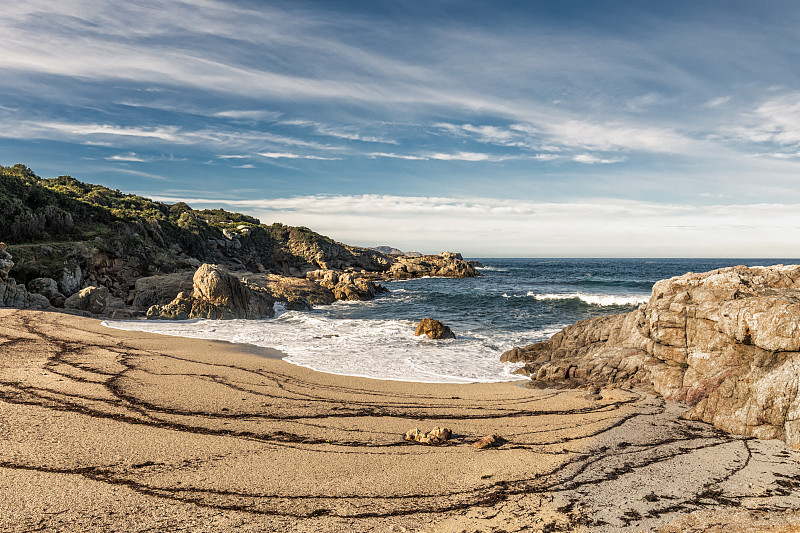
[104,258,798,384]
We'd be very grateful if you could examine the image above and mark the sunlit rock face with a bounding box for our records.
[503,265,800,449]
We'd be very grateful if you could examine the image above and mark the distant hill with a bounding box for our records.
[371,246,422,257]
[0,164,390,296]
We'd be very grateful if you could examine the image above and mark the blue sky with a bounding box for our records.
[3,0,800,256]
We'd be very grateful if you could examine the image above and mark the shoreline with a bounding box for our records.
[3,308,800,532]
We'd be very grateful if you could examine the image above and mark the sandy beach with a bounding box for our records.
[2,308,800,532]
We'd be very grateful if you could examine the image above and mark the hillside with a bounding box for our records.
[0,164,390,298]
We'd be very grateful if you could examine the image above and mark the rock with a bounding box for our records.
[472,434,506,449]
[306,270,387,301]
[27,277,66,307]
[28,277,58,298]
[60,265,83,296]
[0,243,13,281]
[415,318,456,340]
[64,286,110,314]
[241,273,334,308]
[147,264,274,320]
[0,243,51,310]
[404,427,452,445]
[131,271,194,310]
[386,252,480,280]
[502,264,800,449]
[584,386,603,401]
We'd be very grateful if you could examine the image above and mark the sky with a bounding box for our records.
[2,0,800,257]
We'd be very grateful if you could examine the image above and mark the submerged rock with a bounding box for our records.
[415,318,456,340]
[502,264,800,449]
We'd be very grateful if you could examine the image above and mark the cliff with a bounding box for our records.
[502,265,800,449]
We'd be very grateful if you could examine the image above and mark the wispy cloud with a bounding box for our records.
[572,154,626,165]
[106,152,146,162]
[282,119,398,144]
[213,110,282,121]
[428,151,504,162]
[368,152,427,160]
[257,152,341,160]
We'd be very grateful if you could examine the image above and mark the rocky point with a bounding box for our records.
[502,264,800,449]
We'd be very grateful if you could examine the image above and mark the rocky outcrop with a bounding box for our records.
[0,243,50,309]
[387,252,480,279]
[502,265,800,449]
[147,264,275,320]
[415,318,456,339]
[306,270,388,301]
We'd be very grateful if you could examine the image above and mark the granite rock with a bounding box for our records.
[502,265,800,449]
[147,264,275,320]
[415,318,456,340]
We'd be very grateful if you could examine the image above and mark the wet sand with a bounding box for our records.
[1,308,800,532]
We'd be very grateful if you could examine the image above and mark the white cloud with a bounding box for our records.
[428,151,507,162]
[257,152,341,160]
[572,154,626,164]
[368,152,427,160]
[545,120,693,153]
[705,96,731,108]
[145,194,800,257]
[283,120,398,144]
[213,110,282,121]
[106,152,146,162]
[725,93,800,147]
[35,122,181,141]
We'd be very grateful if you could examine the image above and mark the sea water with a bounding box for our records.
[104,258,798,383]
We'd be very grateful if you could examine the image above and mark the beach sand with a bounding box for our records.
[2,308,800,532]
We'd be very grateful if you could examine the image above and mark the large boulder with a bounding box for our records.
[415,318,456,339]
[28,277,66,307]
[502,265,800,449]
[60,264,83,296]
[65,286,110,314]
[147,264,274,320]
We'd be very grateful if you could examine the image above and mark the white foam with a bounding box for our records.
[102,313,546,384]
[529,292,648,306]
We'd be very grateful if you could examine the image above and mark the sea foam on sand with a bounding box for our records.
[103,310,545,383]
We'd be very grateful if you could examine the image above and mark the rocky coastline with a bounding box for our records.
[1,241,479,319]
[502,264,800,450]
